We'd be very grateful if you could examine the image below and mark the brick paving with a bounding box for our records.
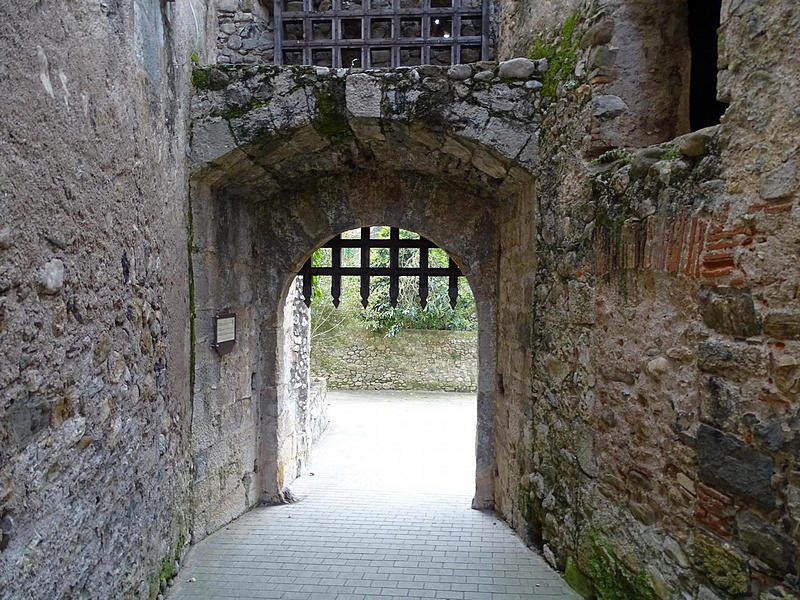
[168,391,578,600]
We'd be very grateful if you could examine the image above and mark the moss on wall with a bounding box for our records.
[528,12,582,97]
[580,534,657,600]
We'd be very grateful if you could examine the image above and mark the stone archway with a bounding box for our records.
[188,66,537,538]
[275,220,488,490]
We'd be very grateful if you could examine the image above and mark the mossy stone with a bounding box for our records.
[564,558,593,598]
[693,533,749,596]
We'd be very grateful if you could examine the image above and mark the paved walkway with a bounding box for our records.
[169,391,578,600]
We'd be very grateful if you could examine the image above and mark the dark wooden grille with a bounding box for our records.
[299,227,464,308]
[274,0,488,68]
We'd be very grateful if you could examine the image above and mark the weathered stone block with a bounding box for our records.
[735,511,797,573]
[567,280,595,325]
[6,397,51,448]
[447,64,472,80]
[697,341,764,379]
[763,312,800,340]
[579,18,614,48]
[345,73,382,118]
[498,57,536,79]
[592,95,628,119]
[217,0,239,11]
[759,160,797,200]
[191,119,239,164]
[696,424,775,509]
[588,45,618,70]
[775,356,800,395]
[760,586,800,600]
[645,356,670,378]
[697,287,761,337]
[600,365,635,385]
[676,126,716,157]
[0,225,13,249]
[701,376,740,430]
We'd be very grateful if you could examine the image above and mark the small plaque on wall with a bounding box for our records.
[213,312,236,355]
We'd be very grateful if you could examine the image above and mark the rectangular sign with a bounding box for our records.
[216,316,236,344]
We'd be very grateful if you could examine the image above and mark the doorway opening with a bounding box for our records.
[287,225,479,500]
[688,0,727,130]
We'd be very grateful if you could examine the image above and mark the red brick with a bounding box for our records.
[764,203,793,214]
[706,226,752,242]
[701,266,735,278]
[696,483,732,504]
[707,239,740,251]
[697,515,731,537]
[759,392,790,406]
[702,252,735,269]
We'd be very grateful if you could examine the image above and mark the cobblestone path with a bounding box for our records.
[168,392,578,600]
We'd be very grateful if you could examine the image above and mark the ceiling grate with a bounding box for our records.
[274,0,488,68]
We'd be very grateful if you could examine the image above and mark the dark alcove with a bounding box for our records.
[688,0,727,130]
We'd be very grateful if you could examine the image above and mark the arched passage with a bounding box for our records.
[189,115,535,538]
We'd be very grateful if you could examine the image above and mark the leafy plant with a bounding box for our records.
[310,227,478,337]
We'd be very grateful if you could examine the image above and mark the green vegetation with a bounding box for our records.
[528,12,582,97]
[190,67,209,89]
[220,98,266,120]
[311,86,353,141]
[584,535,657,600]
[595,148,632,164]
[157,528,187,585]
[159,555,175,582]
[310,227,478,338]
[660,148,679,160]
[190,50,199,65]
[564,559,593,598]
[693,534,748,595]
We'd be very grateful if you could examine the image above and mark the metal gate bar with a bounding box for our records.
[299,226,463,308]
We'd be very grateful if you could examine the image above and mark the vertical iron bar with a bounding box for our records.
[448,257,458,309]
[481,0,488,60]
[301,259,313,307]
[360,227,370,307]
[331,235,342,307]
[390,227,399,308]
[419,238,429,308]
[274,0,284,65]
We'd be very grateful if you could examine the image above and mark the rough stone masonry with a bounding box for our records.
[1,0,799,599]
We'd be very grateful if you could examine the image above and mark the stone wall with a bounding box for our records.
[1,0,787,596]
[491,1,800,598]
[215,0,274,65]
[297,378,330,472]
[311,327,478,392]
[496,0,691,149]
[0,1,204,597]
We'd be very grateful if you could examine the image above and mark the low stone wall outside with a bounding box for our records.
[311,328,477,392]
